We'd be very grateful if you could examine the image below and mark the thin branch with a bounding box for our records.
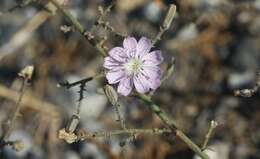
[92,1,126,52]
[95,20,126,37]
[94,2,126,38]
[137,94,210,159]
[2,79,26,141]
[58,74,104,89]
[58,77,92,89]
[201,120,218,150]
[152,4,176,45]
[78,128,171,140]
[49,0,107,56]
[99,0,117,18]
[93,0,118,32]
[65,80,87,133]
[58,74,104,134]
[1,66,34,143]
[114,103,126,130]
[104,85,126,130]
[104,85,128,158]
[59,127,170,144]
[76,82,87,114]
[76,98,82,116]
[59,74,103,116]
[162,57,176,83]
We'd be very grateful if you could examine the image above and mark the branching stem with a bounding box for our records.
[49,1,209,158]
[78,128,171,140]
[49,0,107,56]
[138,94,210,159]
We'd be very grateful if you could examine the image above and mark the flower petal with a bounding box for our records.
[133,74,150,93]
[103,57,123,70]
[141,66,162,80]
[148,78,161,90]
[140,66,162,90]
[123,37,137,50]
[117,76,133,96]
[106,69,125,84]
[123,37,137,57]
[136,37,152,58]
[108,47,128,62]
[142,50,164,66]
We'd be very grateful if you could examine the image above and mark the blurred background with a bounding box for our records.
[0,0,260,159]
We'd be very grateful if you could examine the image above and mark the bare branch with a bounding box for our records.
[77,128,171,141]
[201,120,218,150]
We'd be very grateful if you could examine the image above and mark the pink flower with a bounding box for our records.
[103,37,164,96]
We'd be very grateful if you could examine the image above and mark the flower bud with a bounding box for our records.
[18,65,34,81]
[65,114,80,133]
[163,4,176,29]
[104,84,118,106]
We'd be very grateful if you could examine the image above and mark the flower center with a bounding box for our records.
[124,58,143,75]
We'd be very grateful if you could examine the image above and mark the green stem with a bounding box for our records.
[138,94,210,159]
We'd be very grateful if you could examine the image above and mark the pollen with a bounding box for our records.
[124,58,143,75]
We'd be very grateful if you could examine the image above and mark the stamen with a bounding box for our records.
[124,58,143,75]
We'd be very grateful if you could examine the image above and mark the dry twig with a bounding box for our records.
[201,120,218,150]
[78,128,171,141]
[2,66,34,141]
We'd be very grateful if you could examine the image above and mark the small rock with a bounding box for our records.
[227,71,255,89]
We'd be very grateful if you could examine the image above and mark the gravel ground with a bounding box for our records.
[0,0,259,159]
